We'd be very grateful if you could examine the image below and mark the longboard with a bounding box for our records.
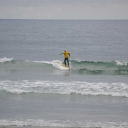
[55,61,70,69]
[61,63,70,69]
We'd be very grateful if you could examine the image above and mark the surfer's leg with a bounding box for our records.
[65,58,69,66]
[67,58,69,66]
[64,58,66,66]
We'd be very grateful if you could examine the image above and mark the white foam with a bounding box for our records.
[0,80,128,97]
[115,61,128,66]
[29,60,70,70]
[0,119,127,128]
[0,57,14,63]
[74,59,81,62]
[33,60,53,64]
[33,60,70,70]
[52,60,70,70]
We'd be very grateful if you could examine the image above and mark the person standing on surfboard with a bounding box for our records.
[60,50,70,66]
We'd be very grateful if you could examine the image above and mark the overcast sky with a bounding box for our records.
[0,0,128,19]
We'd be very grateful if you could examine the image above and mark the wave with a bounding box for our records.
[0,80,128,97]
[0,57,128,75]
[71,60,128,75]
[0,57,14,63]
[0,119,127,128]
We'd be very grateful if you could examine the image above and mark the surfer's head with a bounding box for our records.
[64,50,66,52]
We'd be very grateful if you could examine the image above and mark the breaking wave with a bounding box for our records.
[0,119,127,128]
[0,57,128,75]
[0,80,128,97]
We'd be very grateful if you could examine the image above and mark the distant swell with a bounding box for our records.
[0,57,128,75]
[0,80,128,97]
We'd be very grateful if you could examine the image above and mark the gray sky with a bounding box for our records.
[0,0,128,19]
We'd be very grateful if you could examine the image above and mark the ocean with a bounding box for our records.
[0,19,128,128]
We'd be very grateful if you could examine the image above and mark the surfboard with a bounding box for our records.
[60,63,70,69]
[54,60,70,70]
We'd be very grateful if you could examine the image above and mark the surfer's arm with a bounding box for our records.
[59,52,64,55]
[68,53,70,57]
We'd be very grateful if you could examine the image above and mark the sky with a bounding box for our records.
[0,0,128,20]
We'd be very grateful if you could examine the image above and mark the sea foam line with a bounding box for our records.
[0,80,128,97]
[115,61,128,66]
[0,119,127,128]
[33,60,70,70]
[0,57,14,63]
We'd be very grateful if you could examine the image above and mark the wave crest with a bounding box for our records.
[0,58,128,75]
[0,119,127,128]
[0,57,14,63]
[0,80,128,97]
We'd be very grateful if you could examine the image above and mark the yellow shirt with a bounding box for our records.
[62,51,69,58]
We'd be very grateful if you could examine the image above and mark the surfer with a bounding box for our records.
[60,50,70,66]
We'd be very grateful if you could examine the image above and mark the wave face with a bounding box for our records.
[0,80,128,97]
[0,58,128,75]
[0,119,127,128]
[71,60,128,75]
